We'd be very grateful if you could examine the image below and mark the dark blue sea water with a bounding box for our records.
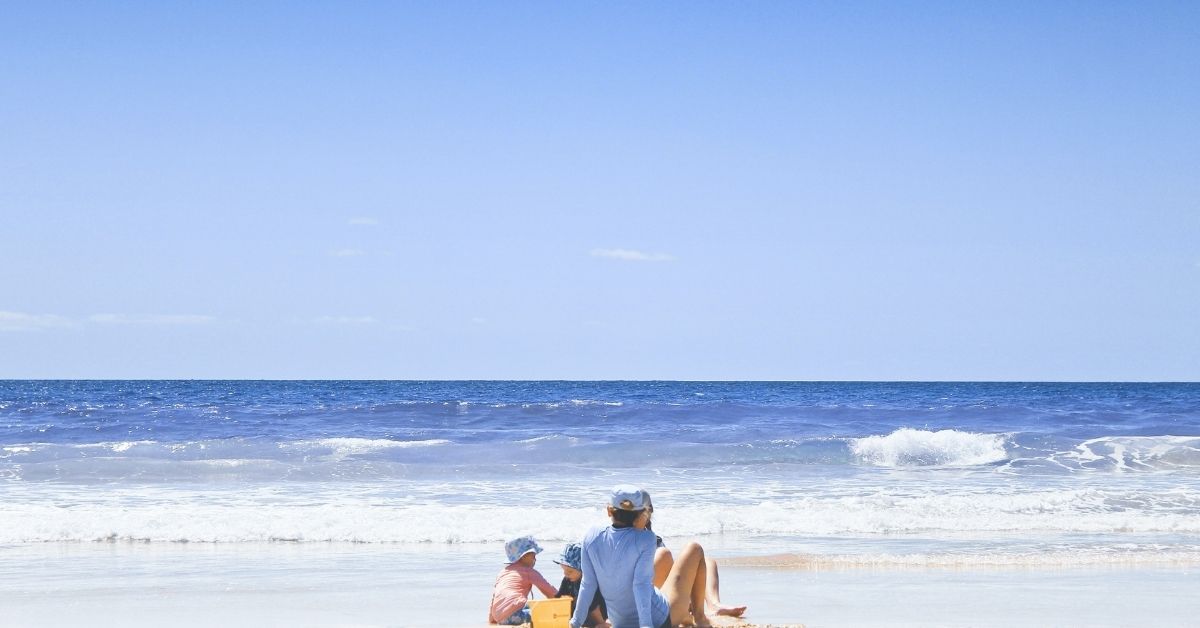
[3,380,1197,446]
[2,381,1199,563]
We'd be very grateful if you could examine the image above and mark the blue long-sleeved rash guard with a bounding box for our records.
[570,524,669,628]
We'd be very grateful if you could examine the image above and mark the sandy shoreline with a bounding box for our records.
[666,619,805,628]
[3,542,1198,627]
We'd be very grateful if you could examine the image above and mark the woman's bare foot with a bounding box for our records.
[707,601,748,617]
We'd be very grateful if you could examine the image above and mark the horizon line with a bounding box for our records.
[1,378,1197,384]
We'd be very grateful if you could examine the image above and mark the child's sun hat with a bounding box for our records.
[554,542,582,571]
[505,535,544,563]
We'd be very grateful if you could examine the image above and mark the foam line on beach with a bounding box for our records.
[4,485,1200,543]
[720,549,1200,570]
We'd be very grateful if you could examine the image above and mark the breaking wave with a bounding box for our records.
[851,428,1009,467]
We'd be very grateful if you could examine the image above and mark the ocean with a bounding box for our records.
[2,380,1199,626]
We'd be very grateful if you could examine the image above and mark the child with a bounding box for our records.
[554,543,608,628]
[488,535,559,625]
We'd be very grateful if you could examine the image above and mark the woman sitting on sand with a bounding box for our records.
[639,492,747,619]
[570,485,719,628]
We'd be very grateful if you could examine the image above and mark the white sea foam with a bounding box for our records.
[0,438,456,481]
[303,438,451,454]
[273,438,451,461]
[110,440,156,453]
[501,400,624,409]
[1055,436,1200,471]
[0,498,600,544]
[515,434,579,445]
[3,485,1199,544]
[75,440,159,453]
[851,428,1008,467]
[654,488,1200,538]
[721,548,1200,569]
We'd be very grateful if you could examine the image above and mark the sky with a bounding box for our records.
[1,1,1197,380]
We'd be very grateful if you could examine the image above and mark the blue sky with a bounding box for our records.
[1,1,1197,380]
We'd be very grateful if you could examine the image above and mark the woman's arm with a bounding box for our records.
[588,606,609,628]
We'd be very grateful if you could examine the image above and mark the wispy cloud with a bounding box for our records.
[1,311,215,331]
[89,314,216,325]
[590,248,676,262]
[330,248,368,257]
[348,217,379,226]
[314,316,378,325]
[0,311,75,332]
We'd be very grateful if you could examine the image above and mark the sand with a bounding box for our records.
[2,542,1197,627]
[698,618,804,628]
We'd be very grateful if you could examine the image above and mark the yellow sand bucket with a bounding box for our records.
[528,596,572,628]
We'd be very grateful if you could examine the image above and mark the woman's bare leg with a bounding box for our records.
[654,546,674,589]
[662,542,711,627]
[704,558,747,617]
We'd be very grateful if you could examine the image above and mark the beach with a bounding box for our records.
[6,1,1198,624]
[2,381,1199,626]
[2,541,1197,627]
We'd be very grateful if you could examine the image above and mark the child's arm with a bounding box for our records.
[486,572,504,624]
[531,569,559,599]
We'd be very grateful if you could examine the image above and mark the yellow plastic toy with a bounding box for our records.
[528,596,572,628]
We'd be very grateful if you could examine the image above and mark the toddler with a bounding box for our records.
[488,535,559,625]
[555,543,608,628]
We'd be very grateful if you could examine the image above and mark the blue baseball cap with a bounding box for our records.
[554,543,582,571]
[610,485,646,511]
[504,535,543,563]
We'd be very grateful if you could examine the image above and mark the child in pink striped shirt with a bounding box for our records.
[488,535,559,625]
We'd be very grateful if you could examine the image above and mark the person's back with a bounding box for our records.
[577,524,669,628]
[572,485,715,628]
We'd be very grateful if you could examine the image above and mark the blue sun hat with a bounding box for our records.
[554,542,582,571]
[505,535,544,563]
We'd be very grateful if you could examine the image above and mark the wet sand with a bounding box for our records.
[2,543,1197,627]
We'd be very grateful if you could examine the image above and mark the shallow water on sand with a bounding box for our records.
[1,542,1197,627]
